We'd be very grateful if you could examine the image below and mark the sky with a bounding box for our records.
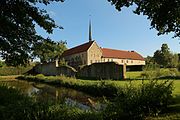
[36,0,180,57]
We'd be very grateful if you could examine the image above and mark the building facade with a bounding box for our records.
[61,40,145,68]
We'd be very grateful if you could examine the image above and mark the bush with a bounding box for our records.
[141,67,180,79]
[104,80,174,119]
[35,74,45,78]
[141,63,160,79]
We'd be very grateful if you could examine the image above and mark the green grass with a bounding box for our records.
[17,74,180,97]
[11,74,180,119]
[126,71,143,79]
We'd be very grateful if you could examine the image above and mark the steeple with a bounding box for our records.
[89,19,92,42]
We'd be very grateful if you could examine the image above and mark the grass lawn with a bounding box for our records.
[126,71,143,79]
[3,74,180,119]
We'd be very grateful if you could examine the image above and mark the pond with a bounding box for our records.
[0,79,105,110]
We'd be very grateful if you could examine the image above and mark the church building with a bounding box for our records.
[61,21,145,69]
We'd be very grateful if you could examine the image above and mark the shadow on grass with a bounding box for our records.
[168,95,180,113]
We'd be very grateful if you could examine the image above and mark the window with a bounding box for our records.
[126,60,128,63]
[121,60,124,63]
[91,60,93,64]
[131,60,133,63]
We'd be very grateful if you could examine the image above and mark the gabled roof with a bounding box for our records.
[62,41,94,57]
[101,48,144,61]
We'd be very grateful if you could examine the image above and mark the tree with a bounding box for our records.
[108,0,180,38]
[32,39,67,63]
[0,0,64,66]
[153,43,179,68]
[145,56,155,65]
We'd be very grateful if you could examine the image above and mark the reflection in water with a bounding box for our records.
[0,80,105,110]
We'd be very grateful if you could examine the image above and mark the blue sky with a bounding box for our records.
[36,0,180,57]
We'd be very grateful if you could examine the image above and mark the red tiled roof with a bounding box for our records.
[62,41,94,57]
[101,48,144,61]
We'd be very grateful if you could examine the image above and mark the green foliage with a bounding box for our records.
[0,60,5,67]
[108,0,180,38]
[126,71,142,79]
[158,68,180,78]
[145,56,155,65]
[59,58,68,66]
[104,80,174,119]
[35,74,45,78]
[153,44,179,68]
[32,39,67,63]
[0,66,33,76]
[0,0,64,66]
[141,63,160,79]
[142,65,180,79]
[150,44,178,68]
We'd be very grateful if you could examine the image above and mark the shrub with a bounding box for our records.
[104,80,174,119]
[141,63,160,79]
[141,67,180,79]
[35,74,45,78]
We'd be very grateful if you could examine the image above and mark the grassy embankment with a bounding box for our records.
[16,70,180,120]
[0,74,175,120]
[17,71,180,96]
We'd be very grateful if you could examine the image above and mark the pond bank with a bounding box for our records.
[0,79,105,111]
[17,75,119,98]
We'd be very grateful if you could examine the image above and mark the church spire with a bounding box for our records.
[89,19,92,42]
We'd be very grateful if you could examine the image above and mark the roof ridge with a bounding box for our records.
[68,40,94,50]
[62,40,95,57]
[102,48,135,53]
[101,48,144,60]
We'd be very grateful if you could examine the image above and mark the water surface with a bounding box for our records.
[0,80,104,110]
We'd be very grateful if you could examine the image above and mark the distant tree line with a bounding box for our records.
[145,43,179,68]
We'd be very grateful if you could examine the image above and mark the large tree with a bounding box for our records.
[153,43,179,68]
[0,0,64,66]
[108,0,180,38]
[32,39,67,63]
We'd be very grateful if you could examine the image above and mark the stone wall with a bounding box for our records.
[32,61,125,80]
[33,62,77,77]
[78,62,125,80]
